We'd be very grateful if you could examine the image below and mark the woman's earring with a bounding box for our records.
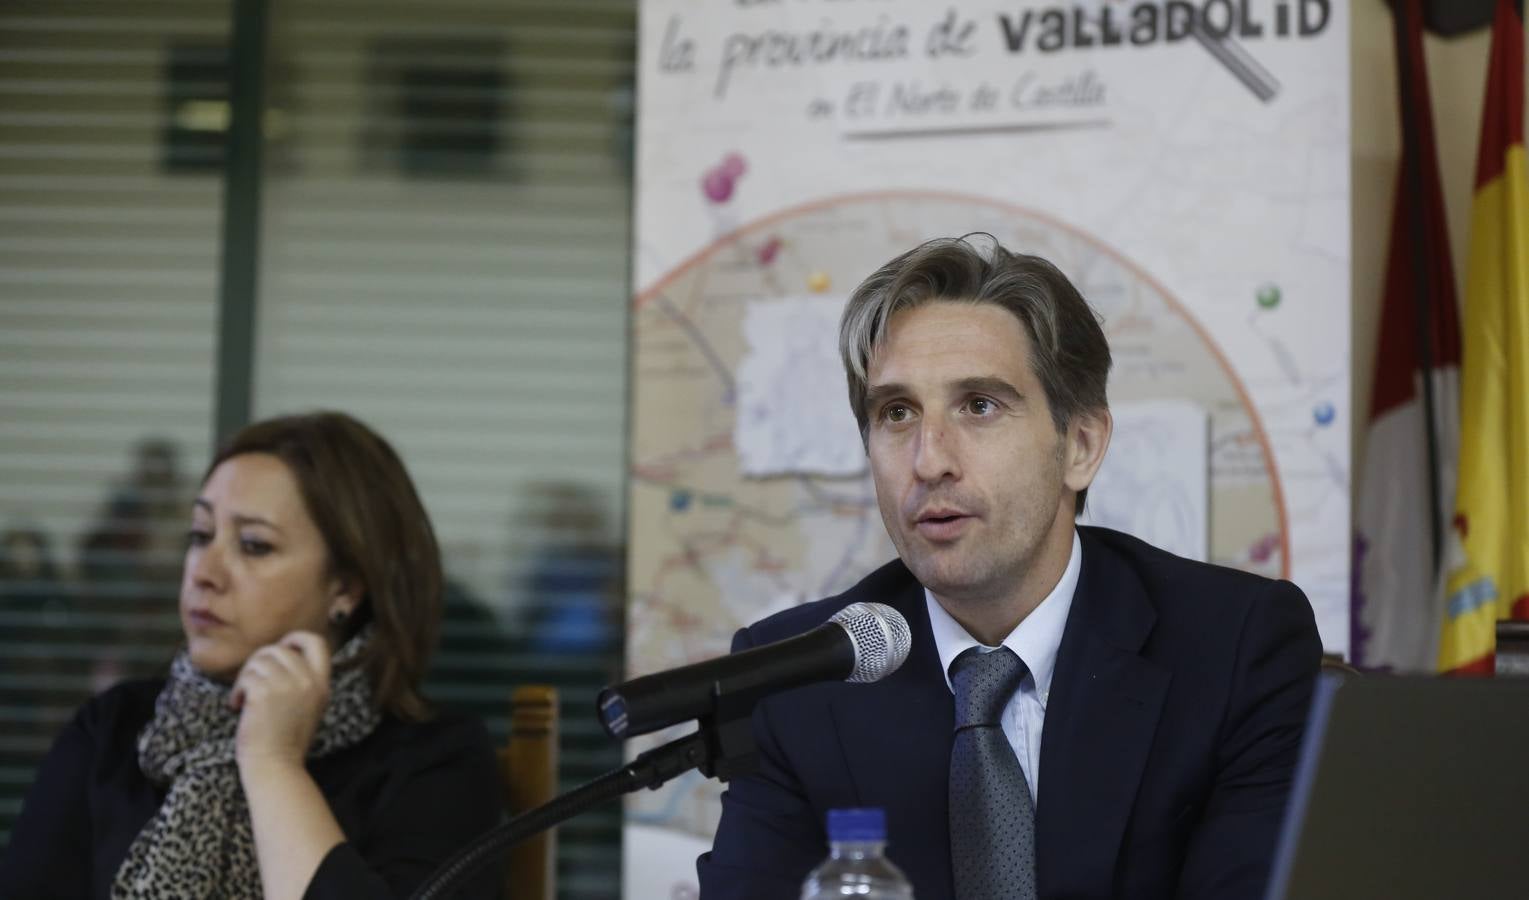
[329,608,350,626]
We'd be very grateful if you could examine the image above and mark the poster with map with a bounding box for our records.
[625,1,1349,890]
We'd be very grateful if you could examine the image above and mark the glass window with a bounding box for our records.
[0,0,227,845]
[254,3,634,893]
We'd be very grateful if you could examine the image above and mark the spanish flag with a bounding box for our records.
[1438,0,1529,675]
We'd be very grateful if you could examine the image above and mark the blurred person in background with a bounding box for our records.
[0,411,501,900]
[519,480,621,665]
[0,526,62,612]
[0,526,69,738]
[76,438,191,692]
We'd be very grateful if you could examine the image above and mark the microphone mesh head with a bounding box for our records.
[831,602,913,683]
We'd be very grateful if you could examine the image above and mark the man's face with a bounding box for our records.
[864,301,1079,606]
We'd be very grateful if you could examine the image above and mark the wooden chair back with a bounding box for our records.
[499,685,558,900]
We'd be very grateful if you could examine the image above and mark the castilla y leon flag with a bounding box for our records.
[1352,0,1461,672]
[1438,0,1529,675]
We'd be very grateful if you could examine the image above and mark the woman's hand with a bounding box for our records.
[230,631,348,900]
[230,630,331,773]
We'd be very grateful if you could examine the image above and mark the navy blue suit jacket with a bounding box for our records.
[698,526,1321,899]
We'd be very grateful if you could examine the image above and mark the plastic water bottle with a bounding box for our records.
[800,807,915,899]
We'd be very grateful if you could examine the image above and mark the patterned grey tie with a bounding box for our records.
[949,646,1037,900]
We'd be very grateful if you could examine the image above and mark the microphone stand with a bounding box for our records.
[409,685,760,900]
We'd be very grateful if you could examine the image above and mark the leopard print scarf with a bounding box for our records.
[111,629,381,900]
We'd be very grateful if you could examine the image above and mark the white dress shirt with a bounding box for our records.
[925,529,1082,807]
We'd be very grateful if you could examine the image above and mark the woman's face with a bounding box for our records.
[179,453,358,680]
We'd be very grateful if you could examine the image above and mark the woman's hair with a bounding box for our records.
[206,411,442,721]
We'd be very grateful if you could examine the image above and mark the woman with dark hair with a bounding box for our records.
[0,412,501,899]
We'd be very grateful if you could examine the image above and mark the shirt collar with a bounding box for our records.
[925,529,1082,710]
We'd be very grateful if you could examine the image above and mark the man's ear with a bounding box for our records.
[1062,407,1112,494]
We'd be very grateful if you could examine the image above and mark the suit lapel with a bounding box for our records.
[1037,528,1170,896]
[832,568,957,897]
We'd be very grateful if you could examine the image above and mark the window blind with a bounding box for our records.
[252,1,635,896]
[0,0,227,848]
[0,2,636,895]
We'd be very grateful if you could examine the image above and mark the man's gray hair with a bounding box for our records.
[838,233,1112,512]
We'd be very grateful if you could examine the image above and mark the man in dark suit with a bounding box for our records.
[698,235,1322,899]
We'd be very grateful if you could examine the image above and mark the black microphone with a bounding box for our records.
[597,602,912,740]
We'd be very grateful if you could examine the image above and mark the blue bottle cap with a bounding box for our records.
[827,807,886,842]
